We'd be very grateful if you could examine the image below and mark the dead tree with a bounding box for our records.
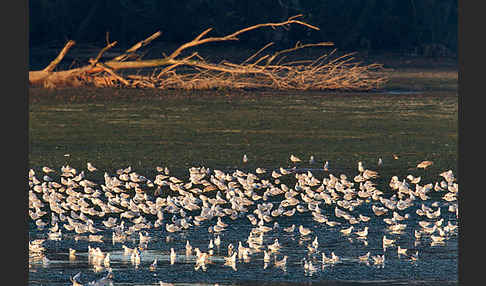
[29,15,387,90]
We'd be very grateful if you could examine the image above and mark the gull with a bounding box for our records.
[417,160,433,169]
[283,208,296,217]
[358,161,365,173]
[42,256,50,267]
[214,235,221,248]
[102,217,118,228]
[311,236,319,249]
[170,248,176,265]
[425,207,441,219]
[103,253,110,268]
[72,171,85,182]
[334,206,349,218]
[331,252,340,263]
[150,259,157,271]
[443,192,457,202]
[168,176,183,184]
[194,250,208,271]
[36,219,48,229]
[303,259,317,274]
[256,167,266,174]
[299,225,312,236]
[323,161,329,171]
[224,252,237,266]
[166,223,181,233]
[377,158,383,167]
[431,235,446,243]
[87,162,97,172]
[185,240,193,256]
[312,212,327,223]
[49,222,59,233]
[372,254,385,265]
[435,218,444,227]
[216,217,228,228]
[372,205,388,216]
[123,245,134,256]
[208,239,214,254]
[290,154,301,163]
[340,226,354,236]
[257,221,273,233]
[389,223,407,233]
[296,204,308,213]
[227,243,234,256]
[248,231,264,246]
[268,239,281,252]
[382,235,395,249]
[247,214,258,225]
[397,245,407,256]
[70,272,83,286]
[444,221,458,233]
[280,167,292,175]
[422,224,437,234]
[363,169,379,179]
[28,239,42,253]
[130,248,141,266]
[69,248,76,260]
[410,250,419,261]
[393,211,409,221]
[359,252,370,262]
[72,270,113,286]
[42,166,55,173]
[359,214,371,222]
[322,252,333,264]
[414,229,422,239]
[309,155,315,164]
[238,241,248,259]
[434,181,445,192]
[406,174,421,184]
[440,170,455,183]
[88,223,102,234]
[62,164,77,175]
[321,251,339,264]
[43,175,53,182]
[48,229,62,241]
[283,224,295,233]
[326,220,341,227]
[243,154,248,163]
[271,170,282,178]
[29,168,36,180]
[355,226,369,238]
[263,250,271,263]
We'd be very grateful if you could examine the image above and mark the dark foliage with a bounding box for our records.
[29,0,457,55]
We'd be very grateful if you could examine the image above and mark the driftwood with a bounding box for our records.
[29,15,387,90]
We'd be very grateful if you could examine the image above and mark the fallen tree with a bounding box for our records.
[29,15,387,90]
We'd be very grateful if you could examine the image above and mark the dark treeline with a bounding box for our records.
[29,0,456,56]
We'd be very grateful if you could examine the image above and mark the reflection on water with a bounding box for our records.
[28,164,458,285]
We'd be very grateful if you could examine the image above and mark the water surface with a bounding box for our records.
[29,88,458,285]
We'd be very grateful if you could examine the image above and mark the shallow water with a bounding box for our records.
[28,89,458,285]
[29,89,457,178]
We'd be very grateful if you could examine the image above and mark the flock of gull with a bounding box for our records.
[28,155,458,285]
